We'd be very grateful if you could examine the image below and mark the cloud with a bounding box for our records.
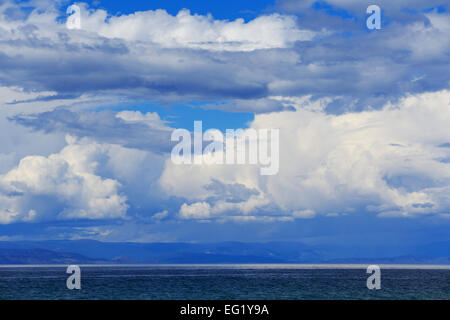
[161,90,450,220]
[179,201,212,220]
[0,1,449,230]
[278,0,447,19]
[292,209,316,219]
[205,179,260,203]
[0,1,315,105]
[0,1,448,113]
[0,137,129,223]
[79,7,315,51]
[11,109,173,153]
[151,210,169,221]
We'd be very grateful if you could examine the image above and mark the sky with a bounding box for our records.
[0,0,449,250]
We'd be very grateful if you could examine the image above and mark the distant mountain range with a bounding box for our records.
[0,240,448,265]
[0,248,109,265]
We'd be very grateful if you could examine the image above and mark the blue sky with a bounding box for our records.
[81,0,275,20]
[0,0,449,253]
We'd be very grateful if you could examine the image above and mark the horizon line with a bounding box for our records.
[1,263,449,269]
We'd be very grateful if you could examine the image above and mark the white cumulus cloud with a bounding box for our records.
[161,90,450,220]
[0,137,129,223]
[78,7,315,51]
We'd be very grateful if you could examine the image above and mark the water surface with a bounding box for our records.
[0,265,448,300]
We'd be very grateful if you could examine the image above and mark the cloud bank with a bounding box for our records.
[0,1,449,235]
[160,90,450,221]
[0,1,449,110]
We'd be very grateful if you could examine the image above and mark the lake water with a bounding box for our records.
[0,265,448,300]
